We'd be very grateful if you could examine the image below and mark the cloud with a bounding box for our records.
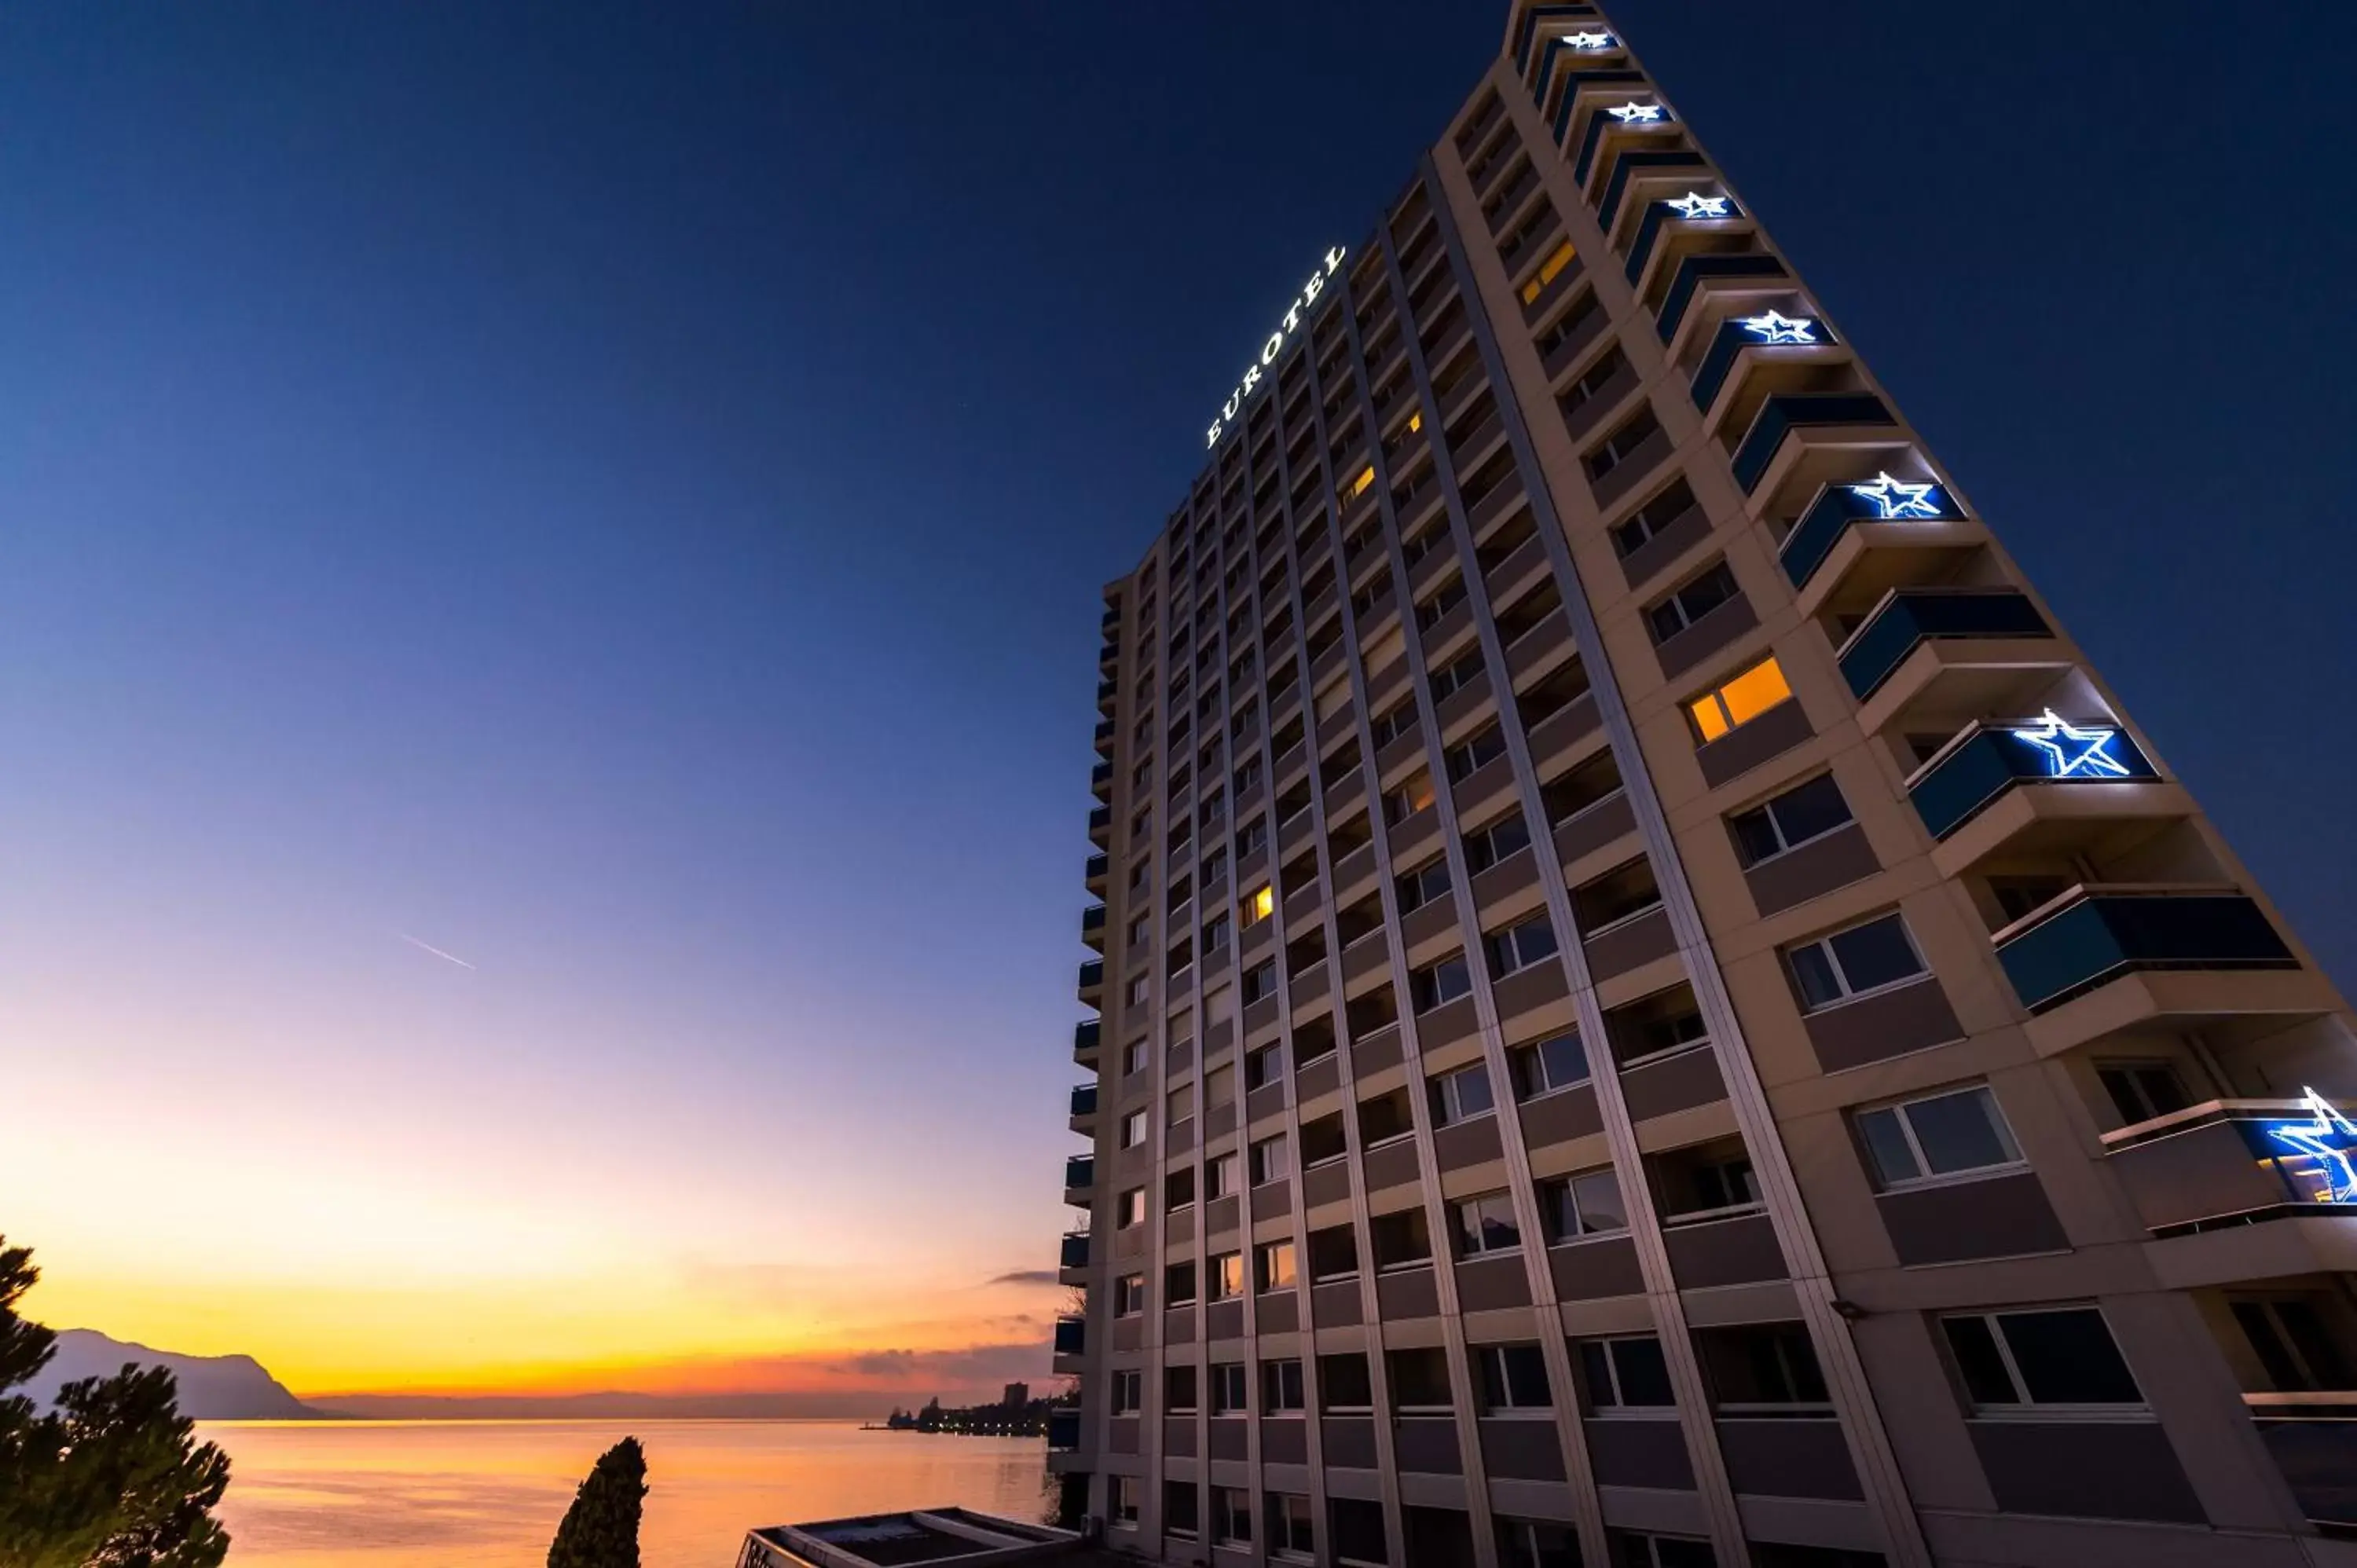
[986,1269,1059,1288]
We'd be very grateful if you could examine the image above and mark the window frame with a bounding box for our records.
[1784,910,1927,1013]
[1211,1361,1250,1415]
[1853,1083,2025,1192]
[1453,1190,1523,1258]
[1729,771,1854,866]
[1938,1305,2146,1415]
[1430,1061,1497,1126]
[1475,1342,1555,1413]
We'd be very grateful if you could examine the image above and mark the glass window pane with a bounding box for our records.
[1504,1344,1551,1407]
[1688,693,1731,742]
[1717,656,1791,727]
[1732,810,1784,863]
[2001,1309,2142,1404]
[1539,1032,1589,1089]
[1519,918,1560,963]
[1454,1064,1495,1118]
[1827,915,1923,992]
[1578,1341,1615,1404]
[1479,1198,1521,1252]
[1788,943,1845,1009]
[1855,1107,1921,1185]
[1611,1338,1674,1405]
[1941,1315,2018,1405]
[1769,774,1853,844]
[1907,1087,2018,1174]
[1570,1170,1626,1233]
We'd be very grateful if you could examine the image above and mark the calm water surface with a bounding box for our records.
[200,1420,1049,1568]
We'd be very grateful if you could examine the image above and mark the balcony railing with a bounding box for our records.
[1654,252,1788,344]
[1073,1020,1099,1058]
[1060,1231,1090,1270]
[1053,1315,1086,1355]
[1069,1083,1098,1119]
[1730,392,1893,494]
[1779,475,1964,588]
[1838,588,2051,702]
[1908,723,2158,840]
[1063,1155,1094,1192]
[1996,886,2297,1014]
[1082,903,1106,935]
[1095,680,1116,713]
[1092,720,1114,755]
[1089,761,1113,799]
[1083,853,1109,888]
[1086,806,1111,846]
[1595,148,1708,233]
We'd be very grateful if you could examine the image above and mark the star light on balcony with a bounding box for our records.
[2267,1089,2357,1203]
[1666,192,1731,219]
[1846,471,1941,518]
[2010,710,2133,779]
[1734,310,1816,345]
[1607,102,1666,123]
[1566,30,1615,50]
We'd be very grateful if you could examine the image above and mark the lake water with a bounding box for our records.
[200,1420,1050,1567]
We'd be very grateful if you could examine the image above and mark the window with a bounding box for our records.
[1214,1488,1252,1547]
[1396,856,1451,912]
[1121,1037,1147,1075]
[1509,1031,1589,1098]
[1729,773,1853,864]
[1211,1361,1249,1414]
[1237,816,1268,858]
[1580,1335,1675,1409]
[1115,1273,1145,1316]
[1463,810,1532,872]
[1540,1167,1627,1240]
[1786,912,1925,1010]
[1645,560,1739,643]
[1941,1306,2143,1409]
[1369,699,1417,748]
[1167,1082,1195,1127]
[1203,913,1230,952]
[1485,913,1559,977]
[1453,1191,1522,1256]
[1519,239,1576,304]
[1428,646,1485,701]
[1332,1497,1388,1568]
[1444,722,1508,782]
[1242,960,1279,1006]
[1388,1346,1453,1412]
[1320,1351,1374,1410]
[1609,1530,1714,1568]
[1585,405,1661,482]
[1165,1479,1200,1538]
[1307,1223,1358,1280]
[1251,1134,1291,1185]
[1342,463,1376,501]
[1430,1061,1495,1125]
[1609,478,1695,559]
[1269,1493,1315,1560]
[1497,1517,1581,1568]
[1855,1083,2023,1189]
[1256,1240,1298,1291]
[1204,1062,1236,1112]
[1118,1187,1146,1229]
[1166,1166,1195,1211]
[1209,1250,1244,1300]
[1261,1357,1306,1412]
[1207,1150,1241,1199]
[1111,1367,1142,1412]
[1166,1259,1197,1305]
[1110,1476,1140,1527]
[1686,653,1791,742]
[1476,1343,1553,1411]
[2099,1061,2191,1126]
[1166,1363,1198,1411]
[1126,973,1149,1006]
[1695,1323,1829,1411]
[1127,913,1150,948]
[1411,953,1474,1011]
[1118,1108,1146,1149]
[1358,1086,1413,1145]
[1242,883,1275,926]
[2234,1297,2355,1392]
[1370,1207,1434,1269]
[1244,1042,1285,1091]
[1382,771,1436,826]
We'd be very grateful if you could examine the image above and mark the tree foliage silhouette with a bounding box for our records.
[545,1436,647,1568]
[0,1236,232,1568]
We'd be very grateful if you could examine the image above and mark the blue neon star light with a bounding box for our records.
[1848,471,1943,519]
[2010,709,2133,779]
[1567,30,1616,50]
[2267,1089,2357,1203]
[1666,192,1732,219]
[1607,101,1666,124]
[1735,310,1816,345]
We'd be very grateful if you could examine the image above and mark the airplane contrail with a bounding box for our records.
[397,932,478,971]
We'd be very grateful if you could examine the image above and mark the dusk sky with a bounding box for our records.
[5,2,2352,1405]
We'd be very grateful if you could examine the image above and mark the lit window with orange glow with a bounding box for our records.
[1687,654,1792,742]
[1519,240,1576,304]
[1243,885,1274,926]
[1342,464,1376,501]
[1407,411,1422,434]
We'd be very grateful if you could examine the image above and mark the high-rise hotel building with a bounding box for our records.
[1050,5,2357,1566]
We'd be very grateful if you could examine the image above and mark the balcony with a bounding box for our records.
[1078,960,1104,1005]
[1093,719,1114,757]
[1063,1155,1095,1200]
[1084,853,1108,894]
[1595,148,1709,234]
[1729,392,1895,495]
[1626,193,1743,288]
[1086,805,1110,847]
[1098,642,1117,672]
[1051,1314,1087,1372]
[1102,605,1120,630]
[1069,1083,1098,1132]
[1996,886,2297,1016]
[1654,252,1788,347]
[1058,1229,1090,1277]
[1688,310,1830,423]
[1837,588,2052,704]
[1090,761,1113,800]
[1046,1409,1083,1452]
[1081,903,1106,951]
[1096,680,1116,715]
[1908,721,2161,841]
[1073,1020,1100,1065]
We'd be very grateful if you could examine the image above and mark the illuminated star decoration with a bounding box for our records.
[2010,709,2132,779]
[1735,310,1816,345]
[1666,192,1732,219]
[1607,101,1666,123]
[2267,1088,2357,1203]
[1847,471,1942,519]
[1566,30,1615,50]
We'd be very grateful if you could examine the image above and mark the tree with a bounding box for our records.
[0,1237,231,1568]
[545,1437,647,1568]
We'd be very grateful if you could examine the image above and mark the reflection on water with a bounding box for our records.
[201,1420,1048,1568]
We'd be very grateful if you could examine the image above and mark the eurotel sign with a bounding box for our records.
[1206,245,1347,449]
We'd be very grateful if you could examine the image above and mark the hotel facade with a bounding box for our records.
[1050,5,2357,1566]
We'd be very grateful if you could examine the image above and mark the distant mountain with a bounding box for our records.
[317,1389,888,1420]
[27,1329,321,1420]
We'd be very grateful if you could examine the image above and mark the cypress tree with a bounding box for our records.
[545,1437,647,1568]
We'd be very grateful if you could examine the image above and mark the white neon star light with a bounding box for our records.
[1566,30,1615,50]
[1607,101,1666,123]
[1735,309,1816,345]
[2010,709,2132,779]
[2268,1089,2357,1203]
[1666,191,1732,219]
[1847,471,1942,518]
